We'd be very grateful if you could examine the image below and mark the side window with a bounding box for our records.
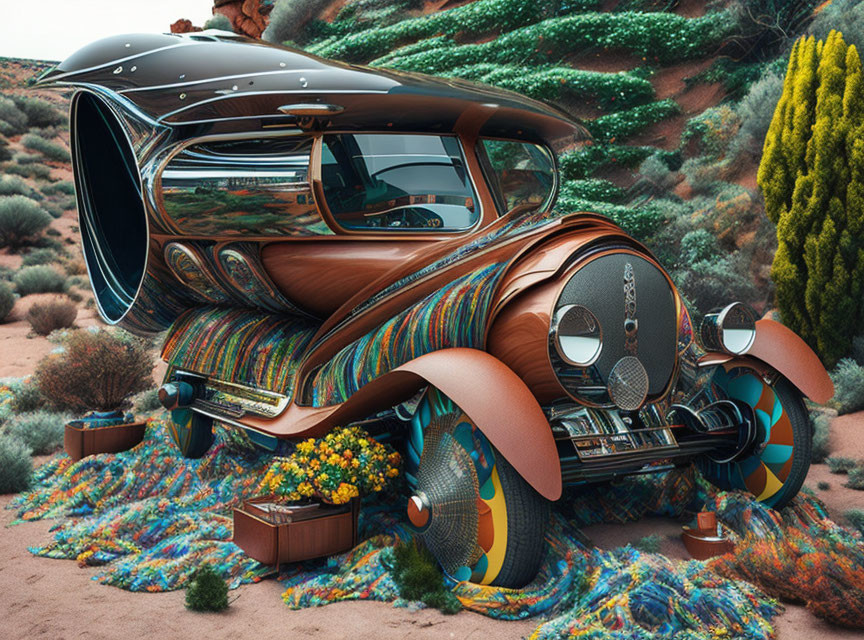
[478,139,555,214]
[321,133,479,232]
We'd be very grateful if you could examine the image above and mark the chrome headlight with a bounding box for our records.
[552,304,602,366]
[699,302,757,355]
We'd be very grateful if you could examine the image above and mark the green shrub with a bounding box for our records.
[638,153,678,193]
[12,152,39,165]
[4,162,52,180]
[681,106,740,161]
[817,481,831,491]
[0,281,15,321]
[559,179,623,203]
[14,265,66,295]
[6,410,71,455]
[10,378,45,413]
[21,248,58,266]
[388,540,462,614]
[584,100,680,143]
[679,229,721,264]
[633,534,663,553]
[732,71,784,158]
[0,195,52,249]
[185,565,229,612]
[846,467,864,490]
[0,434,32,494]
[40,180,74,196]
[0,134,10,162]
[12,95,64,128]
[845,508,864,534]
[560,144,654,180]
[203,12,234,31]
[810,412,832,463]
[21,133,70,162]
[0,175,35,197]
[26,296,77,335]
[264,0,335,44]
[0,97,27,135]
[826,456,859,474]
[830,359,864,415]
[35,328,153,412]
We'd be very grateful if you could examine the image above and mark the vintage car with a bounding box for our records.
[40,30,833,588]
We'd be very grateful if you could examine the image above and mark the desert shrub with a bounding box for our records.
[6,410,71,455]
[0,135,9,162]
[817,481,831,491]
[810,0,864,52]
[10,378,45,413]
[826,456,859,474]
[810,412,832,463]
[0,195,52,249]
[26,296,77,335]
[672,254,758,315]
[21,248,58,266]
[264,0,335,44]
[21,133,70,162]
[681,105,740,160]
[0,282,15,321]
[0,96,27,135]
[4,162,52,180]
[847,467,864,490]
[0,434,32,494]
[203,13,233,31]
[14,265,66,295]
[846,508,864,534]
[731,71,784,158]
[388,540,461,614]
[12,95,63,128]
[40,180,74,196]
[830,359,864,415]
[0,175,35,197]
[35,328,153,412]
[132,388,162,414]
[12,152,39,165]
[633,534,663,553]
[185,565,228,612]
[679,229,721,264]
[43,203,63,219]
[638,153,677,193]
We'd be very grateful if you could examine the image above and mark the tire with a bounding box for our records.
[166,408,214,458]
[697,365,811,510]
[407,387,549,588]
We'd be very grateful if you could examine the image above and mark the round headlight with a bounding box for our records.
[553,304,602,366]
[699,302,757,355]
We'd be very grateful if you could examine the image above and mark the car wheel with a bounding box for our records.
[697,365,811,510]
[405,387,549,588]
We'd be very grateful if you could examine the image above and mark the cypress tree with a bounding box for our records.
[759,31,864,366]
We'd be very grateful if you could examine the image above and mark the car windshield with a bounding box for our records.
[479,139,555,214]
[321,133,479,232]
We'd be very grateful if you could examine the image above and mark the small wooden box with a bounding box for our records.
[64,420,147,462]
[233,496,359,566]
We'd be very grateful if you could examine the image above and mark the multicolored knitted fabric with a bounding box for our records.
[702,480,864,628]
[161,307,319,396]
[310,262,508,406]
[9,419,273,591]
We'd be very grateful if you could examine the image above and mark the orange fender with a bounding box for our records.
[241,348,562,501]
[699,319,834,404]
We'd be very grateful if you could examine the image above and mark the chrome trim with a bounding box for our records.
[278,103,345,116]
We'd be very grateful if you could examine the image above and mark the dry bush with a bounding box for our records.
[26,295,77,335]
[35,329,153,411]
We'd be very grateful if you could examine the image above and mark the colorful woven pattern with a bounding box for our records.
[311,262,508,406]
[703,480,864,628]
[9,419,272,591]
[161,307,319,395]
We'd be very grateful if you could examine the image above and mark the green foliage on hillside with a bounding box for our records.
[759,31,864,366]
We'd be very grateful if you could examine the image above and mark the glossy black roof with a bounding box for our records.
[38,31,584,147]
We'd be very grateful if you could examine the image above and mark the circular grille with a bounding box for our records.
[607,356,649,411]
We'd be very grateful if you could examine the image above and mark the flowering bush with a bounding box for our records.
[260,426,401,504]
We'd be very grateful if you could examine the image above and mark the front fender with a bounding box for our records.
[699,319,834,404]
[243,348,562,501]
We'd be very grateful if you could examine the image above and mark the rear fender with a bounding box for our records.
[699,319,833,404]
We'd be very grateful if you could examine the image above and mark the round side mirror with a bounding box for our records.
[552,304,603,366]
[699,302,757,355]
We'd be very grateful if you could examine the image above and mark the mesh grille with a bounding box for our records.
[607,355,649,411]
